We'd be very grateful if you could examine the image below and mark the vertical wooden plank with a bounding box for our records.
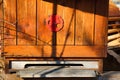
[37,0,53,45]
[0,0,3,54]
[57,0,75,45]
[82,0,95,46]
[4,0,16,45]
[17,0,36,45]
[75,0,95,46]
[95,0,109,46]
[75,0,83,45]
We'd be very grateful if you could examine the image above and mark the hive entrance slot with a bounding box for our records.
[10,61,99,70]
[24,64,84,68]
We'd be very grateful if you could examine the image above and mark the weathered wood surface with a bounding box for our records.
[2,0,108,58]
[108,33,120,41]
[108,2,120,47]
[108,22,120,47]
[95,0,108,46]
[76,0,95,45]
[17,0,37,45]
[108,29,118,34]
[0,0,3,55]
[108,38,120,47]
[4,46,105,57]
[4,0,16,45]
[16,68,97,78]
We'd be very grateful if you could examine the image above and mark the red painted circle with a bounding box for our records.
[46,15,64,32]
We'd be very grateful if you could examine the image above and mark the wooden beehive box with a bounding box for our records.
[0,0,109,59]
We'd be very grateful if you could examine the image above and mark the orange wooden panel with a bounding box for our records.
[37,0,75,45]
[75,1,83,45]
[94,0,108,57]
[0,0,3,52]
[0,0,3,24]
[17,0,36,45]
[75,0,95,45]
[37,0,53,45]
[4,0,16,45]
[4,46,105,58]
[94,0,109,46]
[57,0,75,45]
[3,0,108,58]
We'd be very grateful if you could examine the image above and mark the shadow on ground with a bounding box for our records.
[103,48,120,71]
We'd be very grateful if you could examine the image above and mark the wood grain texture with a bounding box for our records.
[81,0,95,46]
[0,0,3,53]
[4,0,16,45]
[2,0,108,58]
[17,0,36,45]
[37,0,53,45]
[4,46,105,57]
[94,0,109,57]
[95,0,109,46]
[75,0,95,46]
[0,0,3,25]
[56,0,75,45]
